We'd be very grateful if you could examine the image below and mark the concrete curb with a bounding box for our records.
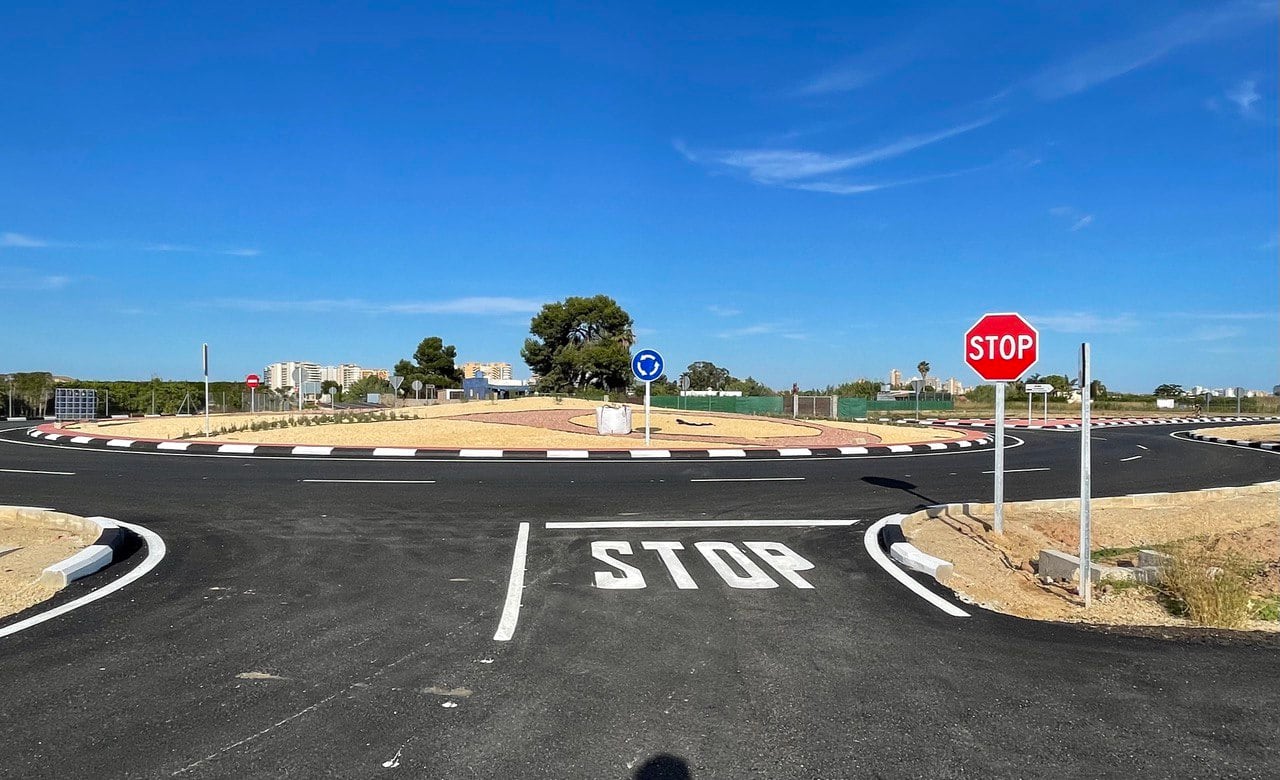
[919,415,1280,431]
[875,479,1279,600]
[24,424,994,461]
[0,508,135,588]
[876,514,957,583]
[30,514,135,586]
[1181,431,1280,452]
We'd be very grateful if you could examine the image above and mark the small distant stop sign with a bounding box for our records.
[245,374,261,389]
[964,313,1038,382]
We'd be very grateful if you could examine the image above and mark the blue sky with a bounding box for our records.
[1,1,1276,393]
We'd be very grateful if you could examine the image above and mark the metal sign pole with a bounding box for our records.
[644,380,652,447]
[1028,389,1032,425]
[1079,342,1092,608]
[994,381,1005,534]
[1044,391,1048,425]
[251,386,255,414]
[203,343,210,435]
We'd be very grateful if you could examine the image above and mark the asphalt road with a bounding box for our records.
[1,420,1277,778]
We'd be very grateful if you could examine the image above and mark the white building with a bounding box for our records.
[264,361,376,392]
[462,361,513,380]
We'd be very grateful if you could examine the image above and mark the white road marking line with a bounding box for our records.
[1136,445,1149,450]
[777,448,812,457]
[0,519,167,639]
[0,468,74,476]
[157,442,191,451]
[1120,455,1142,462]
[629,450,672,458]
[706,449,747,457]
[981,467,1050,474]
[493,522,530,642]
[106,439,135,448]
[863,515,969,618]
[545,519,857,529]
[689,477,806,483]
[459,449,504,457]
[301,479,436,484]
[547,450,589,458]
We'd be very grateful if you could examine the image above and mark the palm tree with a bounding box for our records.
[917,361,930,389]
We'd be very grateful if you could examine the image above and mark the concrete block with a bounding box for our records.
[1037,549,1081,581]
[1138,549,1173,568]
[889,542,955,583]
[38,544,113,588]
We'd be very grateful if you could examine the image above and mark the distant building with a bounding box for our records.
[361,368,390,381]
[462,361,513,380]
[888,368,902,388]
[265,361,386,393]
[943,377,964,396]
[463,376,531,400]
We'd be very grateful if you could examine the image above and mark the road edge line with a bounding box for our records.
[864,514,969,618]
[493,522,531,641]
[0,519,167,639]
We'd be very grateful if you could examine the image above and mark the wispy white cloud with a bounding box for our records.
[1188,325,1245,342]
[797,65,879,97]
[793,36,925,97]
[212,296,545,316]
[716,322,807,340]
[707,305,741,317]
[1048,206,1095,232]
[1030,312,1138,334]
[2,232,58,248]
[0,268,73,290]
[677,117,996,195]
[1020,2,1276,101]
[1225,79,1261,116]
[681,117,994,185]
[5,231,260,256]
[1161,310,1278,322]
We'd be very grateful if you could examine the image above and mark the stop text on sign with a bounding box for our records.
[967,333,1035,362]
[591,540,815,590]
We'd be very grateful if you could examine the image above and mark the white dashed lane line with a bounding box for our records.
[0,468,74,476]
[980,467,1050,474]
[301,479,437,484]
[689,477,806,483]
[1120,455,1142,462]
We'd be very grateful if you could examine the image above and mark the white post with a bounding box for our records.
[203,343,210,435]
[994,381,1005,534]
[1044,391,1048,425]
[1079,343,1092,608]
[644,380,652,447]
[251,386,256,414]
[1028,390,1032,425]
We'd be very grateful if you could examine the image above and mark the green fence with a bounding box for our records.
[650,396,784,415]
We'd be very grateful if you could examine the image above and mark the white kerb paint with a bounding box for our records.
[640,541,698,589]
[694,541,777,589]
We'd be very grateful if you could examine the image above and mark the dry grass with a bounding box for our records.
[822,420,966,443]
[1157,544,1254,628]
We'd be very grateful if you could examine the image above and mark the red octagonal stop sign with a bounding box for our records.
[964,313,1039,382]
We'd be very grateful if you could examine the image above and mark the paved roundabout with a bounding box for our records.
[1,416,1278,778]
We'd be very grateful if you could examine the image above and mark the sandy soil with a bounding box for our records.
[58,398,967,450]
[823,420,966,443]
[1,509,90,618]
[903,489,1279,631]
[1196,423,1280,442]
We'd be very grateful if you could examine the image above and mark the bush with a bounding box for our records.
[1157,545,1253,628]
